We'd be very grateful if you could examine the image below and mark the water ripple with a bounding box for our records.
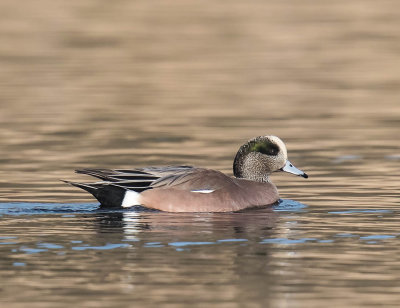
[71,243,131,251]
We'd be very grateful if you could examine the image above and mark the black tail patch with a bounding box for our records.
[63,180,127,208]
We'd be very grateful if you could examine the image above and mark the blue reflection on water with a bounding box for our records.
[12,262,26,267]
[217,239,248,243]
[37,243,64,249]
[71,243,131,250]
[0,198,307,216]
[273,199,307,212]
[360,235,396,240]
[260,238,316,244]
[335,233,357,238]
[144,242,164,248]
[19,247,48,254]
[0,202,99,215]
[169,241,216,247]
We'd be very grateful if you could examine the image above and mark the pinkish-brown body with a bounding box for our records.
[139,183,278,212]
[138,170,279,212]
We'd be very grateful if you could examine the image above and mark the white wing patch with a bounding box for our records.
[121,190,141,208]
[191,189,215,194]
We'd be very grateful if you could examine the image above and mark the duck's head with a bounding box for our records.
[233,135,308,182]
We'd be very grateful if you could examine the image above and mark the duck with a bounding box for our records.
[64,135,308,212]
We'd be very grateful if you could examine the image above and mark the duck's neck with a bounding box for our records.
[233,154,270,183]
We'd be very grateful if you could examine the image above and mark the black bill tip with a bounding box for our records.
[301,173,308,179]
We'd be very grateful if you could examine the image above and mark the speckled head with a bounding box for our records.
[233,135,307,182]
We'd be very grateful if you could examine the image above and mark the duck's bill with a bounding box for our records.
[280,160,308,178]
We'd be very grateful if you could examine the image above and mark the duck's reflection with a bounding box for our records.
[80,204,305,307]
[93,206,280,244]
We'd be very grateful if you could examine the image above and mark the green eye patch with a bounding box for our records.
[249,141,279,156]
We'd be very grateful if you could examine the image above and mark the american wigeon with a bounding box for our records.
[64,135,308,212]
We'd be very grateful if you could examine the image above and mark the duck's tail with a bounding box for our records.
[62,180,127,208]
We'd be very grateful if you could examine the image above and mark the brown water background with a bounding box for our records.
[1,1,400,307]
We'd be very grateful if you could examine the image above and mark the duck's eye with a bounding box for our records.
[250,142,279,156]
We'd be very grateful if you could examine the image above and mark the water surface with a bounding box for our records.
[1,0,400,307]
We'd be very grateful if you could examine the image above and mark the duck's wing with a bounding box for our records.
[75,165,194,187]
[150,168,235,191]
[64,166,196,207]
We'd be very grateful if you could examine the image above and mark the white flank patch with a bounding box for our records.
[191,189,215,194]
[121,190,141,208]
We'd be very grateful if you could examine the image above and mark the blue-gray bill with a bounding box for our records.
[280,160,308,178]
